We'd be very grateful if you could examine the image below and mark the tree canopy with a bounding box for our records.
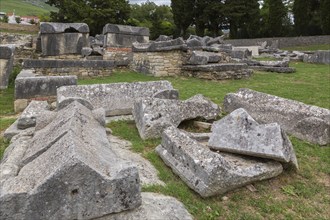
[46,0,131,35]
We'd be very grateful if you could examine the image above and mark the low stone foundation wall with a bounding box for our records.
[130,50,184,76]
[23,59,115,78]
[104,47,132,66]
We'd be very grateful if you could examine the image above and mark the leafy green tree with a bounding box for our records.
[171,0,194,38]
[0,15,8,23]
[128,2,175,39]
[267,0,287,37]
[320,0,330,34]
[46,0,131,35]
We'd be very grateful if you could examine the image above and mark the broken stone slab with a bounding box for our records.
[206,35,225,46]
[208,108,298,170]
[133,94,220,140]
[132,38,186,52]
[155,35,173,42]
[0,100,141,219]
[15,72,77,100]
[249,66,296,73]
[156,126,283,197]
[231,49,252,59]
[186,38,203,48]
[108,135,165,186]
[245,59,290,67]
[81,47,93,57]
[3,119,35,141]
[97,192,193,220]
[17,101,50,129]
[0,44,15,89]
[57,80,177,116]
[223,88,330,145]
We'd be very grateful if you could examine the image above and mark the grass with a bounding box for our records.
[282,44,330,51]
[0,61,329,219]
[0,0,57,16]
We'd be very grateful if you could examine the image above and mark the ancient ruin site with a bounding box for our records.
[0,2,329,218]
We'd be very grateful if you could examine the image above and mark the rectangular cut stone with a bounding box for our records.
[40,22,90,56]
[0,101,141,219]
[57,80,176,116]
[0,45,15,89]
[156,126,283,197]
[103,24,149,48]
[223,88,330,145]
[15,73,77,99]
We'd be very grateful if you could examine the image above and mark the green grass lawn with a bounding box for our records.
[0,0,57,16]
[0,61,329,219]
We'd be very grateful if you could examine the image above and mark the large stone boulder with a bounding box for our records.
[57,81,178,116]
[0,100,141,219]
[0,45,15,89]
[208,108,298,170]
[156,126,283,197]
[223,88,330,145]
[133,95,220,139]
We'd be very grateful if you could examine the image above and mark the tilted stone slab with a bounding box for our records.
[0,101,141,219]
[223,88,330,145]
[17,100,49,129]
[98,192,193,220]
[208,108,298,170]
[15,72,77,99]
[0,45,15,89]
[57,80,177,116]
[133,95,220,139]
[156,126,283,197]
[249,66,295,73]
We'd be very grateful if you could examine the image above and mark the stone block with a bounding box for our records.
[17,101,50,129]
[0,101,141,219]
[303,50,330,64]
[98,192,193,220]
[133,94,220,139]
[57,80,176,116]
[223,88,330,145]
[40,22,90,34]
[81,47,93,57]
[208,108,298,170]
[15,73,77,99]
[0,45,15,89]
[14,99,28,113]
[156,126,283,197]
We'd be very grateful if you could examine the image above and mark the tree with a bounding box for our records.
[320,0,330,34]
[293,0,322,36]
[171,0,194,38]
[46,0,131,36]
[268,0,287,37]
[128,2,175,39]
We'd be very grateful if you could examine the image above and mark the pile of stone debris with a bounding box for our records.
[1,80,329,219]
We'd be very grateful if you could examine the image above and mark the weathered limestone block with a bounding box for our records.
[0,45,15,89]
[132,38,186,52]
[103,24,149,47]
[208,108,298,170]
[303,50,330,64]
[155,35,173,42]
[156,126,283,197]
[249,66,295,73]
[98,192,193,220]
[17,101,49,129]
[223,88,330,145]
[15,70,77,100]
[186,51,221,65]
[0,100,141,220]
[133,95,220,139]
[57,81,177,116]
[181,63,253,80]
[40,22,90,56]
[81,47,93,57]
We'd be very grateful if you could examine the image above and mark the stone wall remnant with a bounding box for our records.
[0,100,141,219]
[40,22,90,56]
[208,108,298,170]
[0,45,15,89]
[103,24,149,48]
[133,95,220,139]
[303,50,330,64]
[156,126,283,197]
[223,88,330,145]
[57,80,177,116]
